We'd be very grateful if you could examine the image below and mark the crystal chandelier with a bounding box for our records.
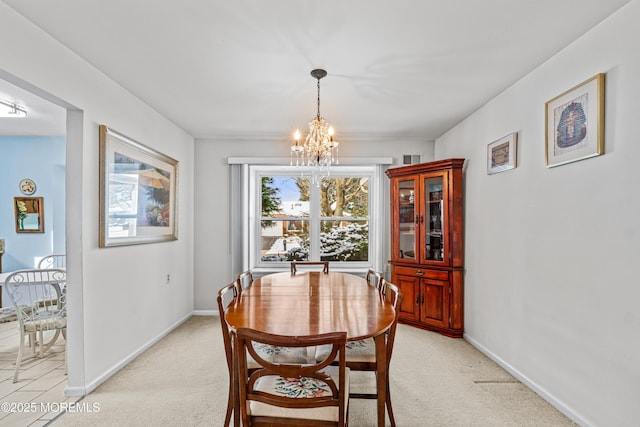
[290,69,339,183]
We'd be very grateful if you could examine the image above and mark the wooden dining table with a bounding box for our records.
[225,271,396,427]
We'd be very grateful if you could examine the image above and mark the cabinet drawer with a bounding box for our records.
[394,266,448,281]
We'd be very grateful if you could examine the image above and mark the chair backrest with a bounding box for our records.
[217,282,239,373]
[291,261,329,274]
[38,254,66,269]
[235,327,348,426]
[365,269,384,290]
[380,280,402,364]
[236,270,253,295]
[4,269,67,329]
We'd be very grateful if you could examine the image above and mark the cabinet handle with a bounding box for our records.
[420,215,424,224]
[415,270,424,276]
[421,295,425,305]
[415,215,419,225]
[415,296,420,305]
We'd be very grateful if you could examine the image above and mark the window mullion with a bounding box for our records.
[309,183,321,261]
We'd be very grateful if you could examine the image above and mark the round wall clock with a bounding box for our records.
[19,178,36,195]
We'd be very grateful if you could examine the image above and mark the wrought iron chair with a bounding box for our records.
[37,254,66,269]
[290,261,329,274]
[235,327,349,426]
[4,268,67,383]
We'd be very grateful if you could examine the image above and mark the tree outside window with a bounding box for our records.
[260,175,369,263]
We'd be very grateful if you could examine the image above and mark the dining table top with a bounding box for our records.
[224,271,396,341]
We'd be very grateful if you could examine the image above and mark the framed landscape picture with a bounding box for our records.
[545,73,604,168]
[99,125,178,247]
[487,132,517,175]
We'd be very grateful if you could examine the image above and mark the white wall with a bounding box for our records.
[1,4,195,394]
[193,137,433,311]
[435,1,640,425]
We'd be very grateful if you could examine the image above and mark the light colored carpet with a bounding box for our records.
[51,316,576,426]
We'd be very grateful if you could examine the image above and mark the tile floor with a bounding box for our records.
[0,320,77,426]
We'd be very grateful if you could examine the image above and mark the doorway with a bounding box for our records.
[0,70,85,396]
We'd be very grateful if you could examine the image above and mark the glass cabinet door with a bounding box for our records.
[396,178,417,260]
[423,174,446,263]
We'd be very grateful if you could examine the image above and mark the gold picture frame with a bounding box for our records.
[99,125,178,247]
[15,196,44,233]
[545,73,604,168]
[487,132,517,174]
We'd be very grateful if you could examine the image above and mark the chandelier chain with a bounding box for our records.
[316,78,321,119]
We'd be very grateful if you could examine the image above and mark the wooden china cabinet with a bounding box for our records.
[386,159,465,338]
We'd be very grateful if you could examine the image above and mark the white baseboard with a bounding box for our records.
[65,312,192,397]
[64,385,87,397]
[464,333,588,427]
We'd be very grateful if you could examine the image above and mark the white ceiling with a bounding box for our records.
[0,78,66,136]
[0,0,632,141]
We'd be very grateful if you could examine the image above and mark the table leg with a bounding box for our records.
[375,334,387,427]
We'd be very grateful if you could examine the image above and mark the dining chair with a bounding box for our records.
[350,280,402,426]
[236,270,253,295]
[365,269,384,291]
[36,256,67,336]
[315,279,402,426]
[38,254,66,269]
[235,327,349,426]
[217,282,241,427]
[217,282,318,426]
[291,261,329,274]
[4,268,67,383]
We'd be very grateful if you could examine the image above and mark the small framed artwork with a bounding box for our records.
[99,125,179,247]
[487,132,517,174]
[545,73,604,168]
[15,196,44,233]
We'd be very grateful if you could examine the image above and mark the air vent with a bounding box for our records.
[403,154,421,165]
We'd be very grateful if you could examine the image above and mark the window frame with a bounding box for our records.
[249,165,381,271]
